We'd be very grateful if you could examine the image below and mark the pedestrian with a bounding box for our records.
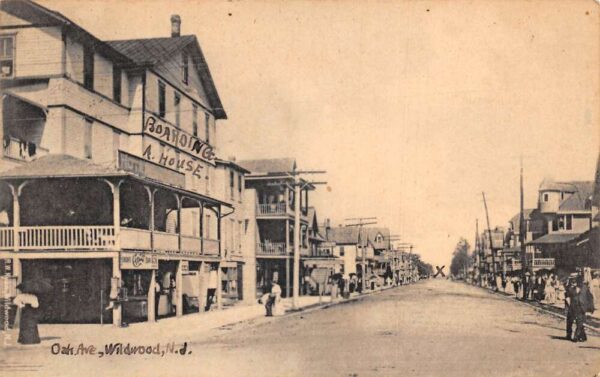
[522,272,530,300]
[265,279,282,317]
[544,274,556,304]
[205,265,218,311]
[13,286,40,345]
[590,271,600,311]
[154,275,162,320]
[501,274,507,292]
[571,278,594,342]
[564,277,578,341]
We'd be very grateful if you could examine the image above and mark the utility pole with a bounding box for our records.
[291,168,326,310]
[519,156,528,293]
[475,219,482,286]
[482,192,498,290]
[345,217,377,292]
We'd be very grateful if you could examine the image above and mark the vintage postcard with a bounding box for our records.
[0,0,599,376]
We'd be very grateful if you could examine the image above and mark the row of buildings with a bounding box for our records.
[0,0,417,326]
[472,159,600,281]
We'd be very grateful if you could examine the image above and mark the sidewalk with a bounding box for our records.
[474,284,600,330]
[2,285,397,351]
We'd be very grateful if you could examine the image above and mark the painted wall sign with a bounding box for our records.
[144,115,215,164]
[120,252,158,270]
[119,151,186,187]
[141,144,204,179]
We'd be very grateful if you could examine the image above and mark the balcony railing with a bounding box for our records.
[0,226,222,256]
[203,238,220,255]
[153,231,179,252]
[257,242,287,256]
[19,226,115,250]
[2,136,49,162]
[120,228,152,250]
[0,228,14,249]
[257,203,287,216]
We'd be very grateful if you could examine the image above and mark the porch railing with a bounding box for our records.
[203,238,220,255]
[181,235,201,254]
[19,226,115,250]
[120,227,152,250]
[2,136,49,162]
[153,231,179,252]
[0,228,14,249]
[257,242,287,256]
[256,203,287,216]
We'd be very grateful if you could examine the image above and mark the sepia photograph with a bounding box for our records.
[0,0,599,376]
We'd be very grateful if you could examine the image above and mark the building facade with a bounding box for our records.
[0,0,251,325]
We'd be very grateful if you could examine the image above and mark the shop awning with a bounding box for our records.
[526,233,581,246]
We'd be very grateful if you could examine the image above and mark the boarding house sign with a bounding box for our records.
[143,115,216,164]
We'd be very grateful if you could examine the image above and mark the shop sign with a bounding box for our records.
[120,252,158,270]
[180,260,189,273]
[119,151,185,188]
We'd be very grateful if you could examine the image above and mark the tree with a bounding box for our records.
[450,238,471,277]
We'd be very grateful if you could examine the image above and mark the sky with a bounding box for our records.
[39,0,600,268]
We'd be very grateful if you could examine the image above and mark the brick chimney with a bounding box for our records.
[171,15,181,37]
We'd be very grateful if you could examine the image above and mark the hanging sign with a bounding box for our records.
[120,252,158,270]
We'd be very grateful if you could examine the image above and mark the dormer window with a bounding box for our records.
[0,35,15,78]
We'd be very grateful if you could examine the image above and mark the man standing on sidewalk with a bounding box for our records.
[205,265,218,311]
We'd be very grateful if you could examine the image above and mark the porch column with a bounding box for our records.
[112,256,122,327]
[144,186,156,250]
[176,260,183,317]
[286,257,291,298]
[216,262,222,309]
[199,201,204,254]
[101,179,123,250]
[175,194,182,253]
[217,205,222,257]
[9,182,27,252]
[285,219,291,298]
[148,269,156,322]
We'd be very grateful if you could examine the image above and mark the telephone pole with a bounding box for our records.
[290,167,326,310]
[482,192,498,290]
[345,217,377,292]
[519,156,528,290]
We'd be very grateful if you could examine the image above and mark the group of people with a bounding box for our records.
[485,269,600,343]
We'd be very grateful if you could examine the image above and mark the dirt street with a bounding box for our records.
[3,279,600,377]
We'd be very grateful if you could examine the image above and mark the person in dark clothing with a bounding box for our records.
[13,286,40,345]
[154,276,162,320]
[564,278,579,341]
[522,273,531,301]
[573,280,595,342]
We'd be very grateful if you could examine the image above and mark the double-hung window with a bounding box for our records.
[0,35,15,78]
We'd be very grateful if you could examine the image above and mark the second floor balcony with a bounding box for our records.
[0,154,227,257]
[257,202,287,217]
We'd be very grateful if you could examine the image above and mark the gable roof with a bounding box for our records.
[558,182,594,212]
[2,0,132,65]
[508,209,536,232]
[361,227,391,250]
[107,35,226,119]
[326,227,360,244]
[238,158,297,175]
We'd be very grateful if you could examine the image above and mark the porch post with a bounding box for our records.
[176,260,183,317]
[216,261,222,310]
[112,256,122,327]
[175,194,182,253]
[148,269,156,322]
[101,179,123,250]
[217,205,222,257]
[198,201,204,254]
[285,219,291,298]
[144,186,156,250]
[9,182,27,252]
